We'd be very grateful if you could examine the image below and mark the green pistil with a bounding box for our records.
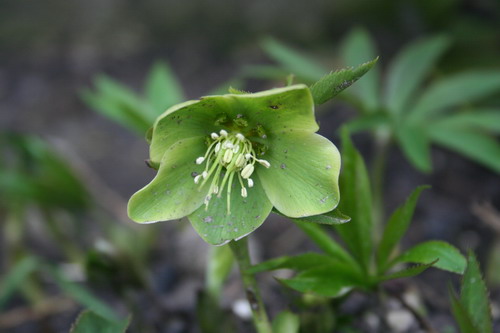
[194,129,270,214]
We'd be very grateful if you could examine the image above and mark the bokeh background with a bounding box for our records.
[1,0,500,332]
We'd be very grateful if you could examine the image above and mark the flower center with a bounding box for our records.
[193,129,271,214]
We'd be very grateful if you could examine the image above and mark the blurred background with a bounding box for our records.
[1,0,500,332]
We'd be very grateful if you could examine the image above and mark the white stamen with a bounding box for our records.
[219,129,228,137]
[236,133,245,141]
[241,164,254,179]
[223,149,233,163]
[241,187,247,198]
[194,175,202,184]
[202,171,208,179]
[196,157,205,165]
[211,132,219,139]
[258,159,271,168]
[244,153,252,160]
[235,154,245,167]
[247,178,254,188]
[213,185,219,194]
[224,142,234,149]
[233,145,240,153]
[215,142,221,153]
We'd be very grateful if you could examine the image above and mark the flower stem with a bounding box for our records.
[229,237,273,333]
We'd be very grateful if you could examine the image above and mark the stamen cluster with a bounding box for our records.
[193,129,270,214]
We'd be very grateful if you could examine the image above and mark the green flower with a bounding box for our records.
[127,84,341,245]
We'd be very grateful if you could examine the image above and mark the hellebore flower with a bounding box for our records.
[127,84,340,245]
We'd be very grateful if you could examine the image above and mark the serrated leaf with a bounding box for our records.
[379,260,436,281]
[0,256,40,309]
[384,35,450,114]
[145,61,184,115]
[310,58,378,105]
[334,129,373,271]
[431,109,500,134]
[279,262,362,297]
[409,71,500,123]
[377,186,429,271]
[396,122,432,173]
[293,221,357,266]
[45,265,119,321]
[460,252,492,333]
[272,311,300,333]
[449,286,480,333]
[392,240,466,274]
[340,28,380,111]
[260,38,327,82]
[70,310,130,333]
[429,125,500,173]
[248,253,338,274]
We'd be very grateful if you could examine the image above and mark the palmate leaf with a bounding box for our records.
[334,129,373,271]
[391,240,466,274]
[384,35,450,114]
[260,37,327,82]
[340,28,380,111]
[377,186,429,271]
[70,310,130,333]
[310,57,378,105]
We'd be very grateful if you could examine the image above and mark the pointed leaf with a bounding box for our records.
[310,57,379,105]
[385,35,450,114]
[379,260,436,282]
[377,186,430,270]
[260,37,327,82]
[396,122,432,173]
[460,252,492,333]
[249,253,338,274]
[449,286,480,333]
[145,61,184,114]
[70,310,130,333]
[272,311,300,333]
[429,125,500,173]
[409,71,500,123]
[432,109,500,134]
[0,256,40,309]
[344,112,390,133]
[334,129,373,271]
[392,240,466,274]
[340,28,380,110]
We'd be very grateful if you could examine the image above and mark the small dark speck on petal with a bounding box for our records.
[280,163,286,169]
[326,165,332,170]
[191,172,199,177]
[203,216,213,223]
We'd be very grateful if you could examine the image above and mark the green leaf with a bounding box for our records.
[145,61,184,115]
[340,28,380,111]
[260,37,327,82]
[384,35,450,114]
[379,260,436,281]
[449,286,480,333]
[249,253,338,274]
[409,71,500,123]
[293,221,357,266]
[310,57,379,105]
[335,129,373,271]
[460,252,492,333]
[344,112,390,133]
[206,244,233,297]
[272,311,300,333]
[70,310,130,333]
[429,125,500,173]
[279,262,362,297]
[377,186,429,271]
[392,240,466,274]
[395,122,432,173]
[45,265,119,321]
[0,256,40,309]
[294,209,351,225]
[431,109,500,134]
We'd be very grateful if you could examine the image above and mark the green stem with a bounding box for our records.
[371,128,391,240]
[229,237,272,333]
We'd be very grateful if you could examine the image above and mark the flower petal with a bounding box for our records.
[149,100,220,165]
[257,131,340,218]
[188,176,273,245]
[128,136,209,222]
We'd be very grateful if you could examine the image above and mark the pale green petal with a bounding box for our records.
[128,137,209,222]
[257,131,340,218]
[149,100,220,165]
[188,176,273,245]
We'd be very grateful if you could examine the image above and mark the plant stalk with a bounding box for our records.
[229,237,272,333]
